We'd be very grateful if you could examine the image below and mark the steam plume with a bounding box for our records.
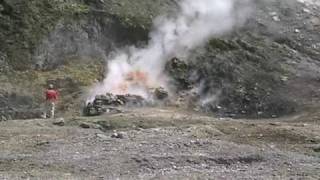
[88,0,249,101]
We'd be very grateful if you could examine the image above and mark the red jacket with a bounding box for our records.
[46,89,59,102]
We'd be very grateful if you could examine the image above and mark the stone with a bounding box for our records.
[310,17,320,26]
[0,115,7,121]
[80,122,91,129]
[154,87,169,100]
[165,57,192,90]
[269,12,278,16]
[269,12,280,22]
[313,146,320,152]
[269,122,280,126]
[280,76,289,82]
[272,16,281,22]
[303,8,311,13]
[106,107,123,114]
[36,141,50,146]
[111,132,124,139]
[96,133,109,140]
[53,118,65,126]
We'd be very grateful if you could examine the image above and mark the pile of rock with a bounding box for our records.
[153,87,169,100]
[84,88,170,116]
[84,93,146,116]
[95,93,146,107]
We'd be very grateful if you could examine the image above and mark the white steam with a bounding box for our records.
[87,0,249,101]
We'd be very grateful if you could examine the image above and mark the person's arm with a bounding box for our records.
[45,90,48,100]
[55,90,59,101]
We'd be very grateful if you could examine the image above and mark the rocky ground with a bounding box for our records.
[0,107,319,179]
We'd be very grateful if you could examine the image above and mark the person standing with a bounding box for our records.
[43,84,59,119]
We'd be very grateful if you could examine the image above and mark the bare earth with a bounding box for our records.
[0,107,319,180]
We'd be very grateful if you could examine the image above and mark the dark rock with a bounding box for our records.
[165,57,193,90]
[84,93,146,116]
[116,94,145,106]
[36,141,50,146]
[53,118,65,126]
[313,146,320,153]
[0,89,42,120]
[153,87,169,100]
[111,132,124,139]
[80,123,91,129]
[269,122,280,126]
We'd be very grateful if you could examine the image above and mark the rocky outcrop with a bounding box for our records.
[164,0,320,118]
[0,0,174,70]
[0,90,42,120]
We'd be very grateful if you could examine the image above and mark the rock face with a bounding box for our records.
[0,0,174,70]
[163,0,320,118]
[0,90,42,120]
[165,58,192,91]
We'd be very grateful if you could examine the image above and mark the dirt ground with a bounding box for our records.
[0,107,319,180]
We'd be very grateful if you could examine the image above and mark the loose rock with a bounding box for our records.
[80,123,91,129]
[154,87,169,100]
[111,132,124,139]
[53,118,65,126]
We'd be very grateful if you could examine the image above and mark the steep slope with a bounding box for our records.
[167,0,320,118]
[0,0,174,119]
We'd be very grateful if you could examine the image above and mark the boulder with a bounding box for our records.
[154,87,169,100]
[79,122,91,129]
[53,118,65,126]
[165,57,192,90]
[111,132,124,139]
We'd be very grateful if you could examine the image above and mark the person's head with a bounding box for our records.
[48,84,54,90]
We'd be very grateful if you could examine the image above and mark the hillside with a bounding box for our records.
[1,0,320,120]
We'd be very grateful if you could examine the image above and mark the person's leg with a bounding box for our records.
[42,102,48,119]
[50,102,55,119]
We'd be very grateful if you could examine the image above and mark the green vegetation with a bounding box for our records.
[0,0,90,70]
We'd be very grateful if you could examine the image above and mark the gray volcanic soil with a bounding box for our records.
[0,107,319,179]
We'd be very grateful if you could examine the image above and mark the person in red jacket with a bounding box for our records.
[43,84,59,119]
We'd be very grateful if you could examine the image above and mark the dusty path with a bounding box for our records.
[0,107,319,179]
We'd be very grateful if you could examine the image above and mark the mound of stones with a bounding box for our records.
[84,88,169,116]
